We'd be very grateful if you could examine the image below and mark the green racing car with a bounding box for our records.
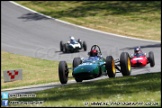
[58,45,131,84]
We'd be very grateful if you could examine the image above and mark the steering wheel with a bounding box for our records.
[90,45,102,55]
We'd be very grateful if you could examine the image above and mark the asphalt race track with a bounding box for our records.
[2,1,161,94]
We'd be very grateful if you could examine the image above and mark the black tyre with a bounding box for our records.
[73,57,82,82]
[75,78,83,82]
[120,52,131,76]
[58,61,69,84]
[63,43,68,53]
[83,41,87,51]
[106,56,116,78]
[73,57,82,69]
[148,51,155,67]
[60,41,63,51]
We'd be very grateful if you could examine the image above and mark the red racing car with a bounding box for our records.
[130,47,155,67]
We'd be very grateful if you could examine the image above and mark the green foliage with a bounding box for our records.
[1,51,72,89]
[16,1,161,40]
[9,72,161,107]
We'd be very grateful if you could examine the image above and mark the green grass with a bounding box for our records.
[16,1,161,41]
[1,51,72,89]
[8,72,161,107]
[1,2,161,106]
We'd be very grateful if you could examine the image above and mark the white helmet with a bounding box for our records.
[70,36,75,40]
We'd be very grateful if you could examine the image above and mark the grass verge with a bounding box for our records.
[1,2,161,106]
[8,72,161,107]
[1,51,72,89]
[15,1,161,41]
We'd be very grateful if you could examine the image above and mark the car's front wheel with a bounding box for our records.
[58,61,69,84]
[106,56,116,78]
[120,52,131,76]
[148,51,155,67]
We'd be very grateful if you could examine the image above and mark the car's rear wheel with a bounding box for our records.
[63,43,68,53]
[148,51,155,67]
[73,57,82,82]
[106,56,116,78]
[83,41,87,51]
[120,52,131,76]
[75,78,83,82]
[60,41,63,51]
[58,61,69,84]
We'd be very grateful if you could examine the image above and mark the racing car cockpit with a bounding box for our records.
[88,45,102,58]
[133,47,145,57]
[70,36,78,44]
[82,45,103,63]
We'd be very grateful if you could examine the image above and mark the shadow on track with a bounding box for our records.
[18,12,50,21]
[120,43,161,50]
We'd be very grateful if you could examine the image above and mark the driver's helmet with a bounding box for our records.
[90,49,98,56]
[70,36,75,43]
[134,47,141,54]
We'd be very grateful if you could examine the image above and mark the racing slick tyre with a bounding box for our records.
[63,43,68,53]
[73,57,82,69]
[120,52,131,76]
[58,61,69,84]
[106,56,116,78]
[75,78,83,83]
[148,51,155,67]
[83,41,87,51]
[73,57,83,83]
[60,41,64,51]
